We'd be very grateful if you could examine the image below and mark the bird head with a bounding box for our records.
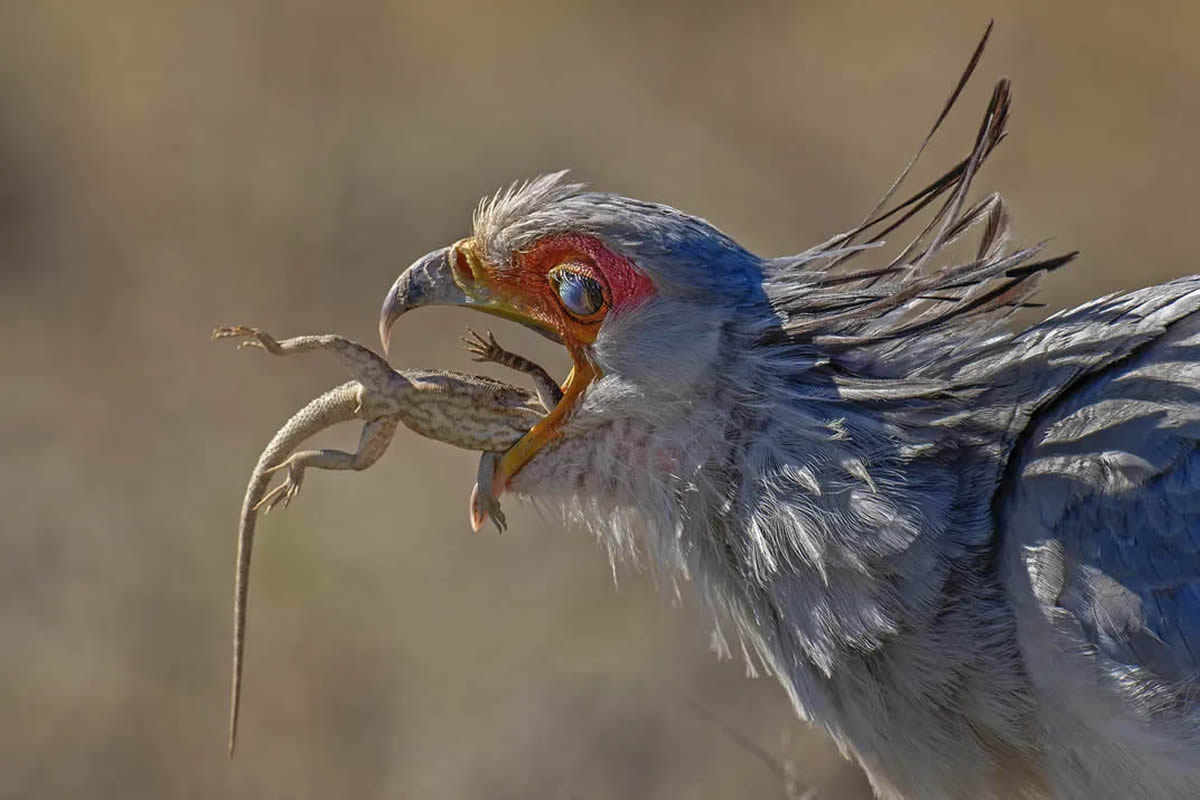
[380,173,781,529]
[378,77,1066,589]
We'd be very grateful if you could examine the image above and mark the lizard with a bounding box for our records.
[212,325,561,755]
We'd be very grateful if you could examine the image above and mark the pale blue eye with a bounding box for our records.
[551,268,605,317]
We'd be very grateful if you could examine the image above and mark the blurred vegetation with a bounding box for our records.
[1,1,1198,797]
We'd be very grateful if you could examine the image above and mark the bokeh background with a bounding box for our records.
[3,2,1199,798]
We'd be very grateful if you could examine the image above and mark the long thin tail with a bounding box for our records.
[229,381,360,755]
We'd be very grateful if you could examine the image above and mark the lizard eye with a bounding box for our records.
[548,265,607,320]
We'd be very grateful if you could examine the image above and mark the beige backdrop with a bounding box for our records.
[3,2,1198,798]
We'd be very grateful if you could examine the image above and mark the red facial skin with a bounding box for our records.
[465,233,657,501]
[497,233,657,345]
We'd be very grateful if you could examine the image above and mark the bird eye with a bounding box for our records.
[549,266,606,319]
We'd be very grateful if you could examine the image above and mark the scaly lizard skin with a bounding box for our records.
[212,325,555,755]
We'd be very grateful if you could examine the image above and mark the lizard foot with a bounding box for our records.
[253,458,305,513]
[212,326,284,354]
[461,328,504,365]
[469,481,507,534]
[469,452,507,534]
[468,484,506,534]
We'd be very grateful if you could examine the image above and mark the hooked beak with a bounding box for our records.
[380,239,596,529]
[380,246,469,355]
[380,241,562,356]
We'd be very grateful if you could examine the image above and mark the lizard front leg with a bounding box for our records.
[462,329,563,411]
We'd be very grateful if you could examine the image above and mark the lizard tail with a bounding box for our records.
[229,381,361,755]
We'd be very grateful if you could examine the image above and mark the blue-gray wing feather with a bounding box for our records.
[995,277,1200,688]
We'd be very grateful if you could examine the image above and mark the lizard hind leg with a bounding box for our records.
[253,416,401,514]
[212,326,399,390]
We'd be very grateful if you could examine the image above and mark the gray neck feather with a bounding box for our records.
[511,324,1040,788]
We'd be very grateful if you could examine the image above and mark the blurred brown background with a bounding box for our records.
[2,2,1198,798]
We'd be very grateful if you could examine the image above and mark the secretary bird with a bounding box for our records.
[375,52,1200,800]
[227,29,1200,800]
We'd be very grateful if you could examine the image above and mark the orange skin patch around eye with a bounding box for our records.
[498,233,657,344]
[466,233,656,504]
